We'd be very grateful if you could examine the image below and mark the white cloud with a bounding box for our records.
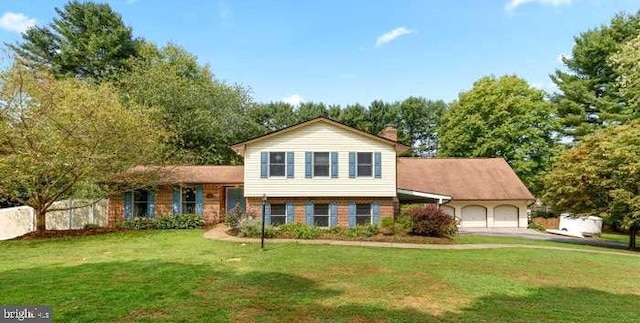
[506,0,572,11]
[0,12,36,33]
[283,94,303,106]
[375,26,413,47]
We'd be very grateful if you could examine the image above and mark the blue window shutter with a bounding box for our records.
[348,202,356,228]
[372,202,380,224]
[305,152,312,178]
[305,202,314,225]
[374,152,382,178]
[147,190,155,218]
[348,152,356,178]
[195,184,203,215]
[260,152,268,178]
[331,152,338,178]
[172,187,180,216]
[264,203,271,225]
[287,152,295,178]
[329,202,338,227]
[124,191,132,220]
[286,202,295,223]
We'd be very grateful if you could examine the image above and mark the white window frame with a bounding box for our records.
[313,203,330,228]
[355,203,372,225]
[312,152,331,178]
[356,152,373,178]
[270,203,287,226]
[268,151,287,178]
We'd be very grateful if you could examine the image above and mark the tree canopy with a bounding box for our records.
[8,0,140,81]
[118,43,258,165]
[438,75,561,193]
[0,65,169,234]
[543,121,640,249]
[551,12,640,141]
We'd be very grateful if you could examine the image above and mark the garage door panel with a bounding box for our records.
[461,206,487,228]
[494,205,518,228]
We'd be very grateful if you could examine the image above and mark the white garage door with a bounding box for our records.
[461,206,487,228]
[494,205,519,228]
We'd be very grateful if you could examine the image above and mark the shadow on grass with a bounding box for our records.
[0,260,637,322]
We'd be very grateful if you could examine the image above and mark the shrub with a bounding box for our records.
[531,210,558,219]
[404,205,457,237]
[279,223,323,239]
[528,221,546,231]
[344,224,379,238]
[172,214,204,229]
[225,205,256,234]
[237,218,279,238]
[118,217,154,230]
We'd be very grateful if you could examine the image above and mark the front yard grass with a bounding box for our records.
[1,230,639,322]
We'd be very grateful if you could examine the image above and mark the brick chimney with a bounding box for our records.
[380,125,398,142]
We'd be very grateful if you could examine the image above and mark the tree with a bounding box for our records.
[438,75,561,193]
[118,43,257,165]
[550,12,640,141]
[0,65,168,235]
[249,102,298,132]
[610,33,640,117]
[8,0,140,81]
[543,121,640,249]
[398,97,445,157]
[297,102,328,121]
[367,100,398,136]
[339,103,371,132]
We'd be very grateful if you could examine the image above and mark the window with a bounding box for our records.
[133,189,149,217]
[270,204,286,225]
[182,186,196,214]
[357,152,373,177]
[356,204,372,225]
[313,152,330,177]
[314,204,329,227]
[269,152,286,177]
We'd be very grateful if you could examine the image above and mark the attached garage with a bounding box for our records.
[494,205,519,227]
[461,205,487,228]
[397,158,535,228]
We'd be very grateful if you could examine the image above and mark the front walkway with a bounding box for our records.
[204,225,638,257]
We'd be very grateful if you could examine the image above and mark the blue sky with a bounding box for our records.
[1,0,639,106]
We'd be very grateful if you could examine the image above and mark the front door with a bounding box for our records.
[225,187,245,214]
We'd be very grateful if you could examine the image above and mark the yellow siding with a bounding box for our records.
[244,121,397,197]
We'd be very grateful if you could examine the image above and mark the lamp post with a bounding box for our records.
[261,194,267,250]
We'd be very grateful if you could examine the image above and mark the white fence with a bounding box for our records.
[0,199,108,240]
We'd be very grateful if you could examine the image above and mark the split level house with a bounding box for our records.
[108,117,534,228]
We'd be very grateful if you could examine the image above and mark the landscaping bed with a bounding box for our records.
[15,227,123,240]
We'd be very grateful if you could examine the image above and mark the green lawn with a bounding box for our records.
[1,230,639,322]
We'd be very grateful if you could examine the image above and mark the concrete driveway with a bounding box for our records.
[458,227,628,249]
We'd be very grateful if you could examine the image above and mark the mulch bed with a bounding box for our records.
[14,227,125,240]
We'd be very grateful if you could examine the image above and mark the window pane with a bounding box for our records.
[314,216,329,227]
[134,203,148,217]
[134,189,148,203]
[313,152,330,177]
[271,216,286,226]
[314,204,329,215]
[271,204,286,216]
[270,165,285,176]
[356,215,371,225]
[182,187,196,202]
[356,204,371,215]
[269,152,286,176]
[357,152,373,177]
[357,152,372,164]
[182,203,195,214]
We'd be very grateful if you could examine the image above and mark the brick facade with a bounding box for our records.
[108,184,237,227]
[245,196,395,226]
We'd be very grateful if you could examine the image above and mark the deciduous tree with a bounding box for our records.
[0,65,169,235]
[543,121,640,249]
[438,75,561,193]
